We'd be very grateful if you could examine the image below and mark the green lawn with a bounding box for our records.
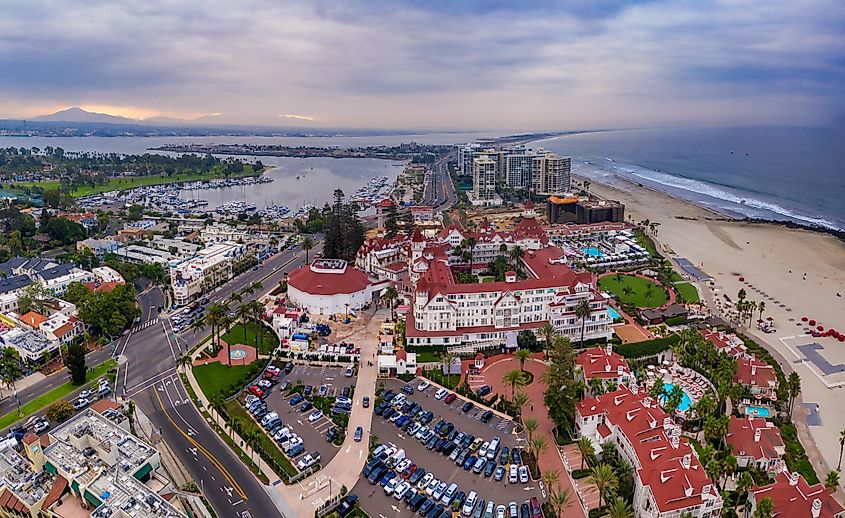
[9,165,258,198]
[423,369,462,390]
[414,352,440,363]
[193,362,256,399]
[633,229,659,257]
[222,321,277,354]
[0,359,116,430]
[674,282,700,303]
[598,274,668,308]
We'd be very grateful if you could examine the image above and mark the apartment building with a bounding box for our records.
[459,143,572,196]
[751,469,844,517]
[575,345,634,393]
[531,150,571,195]
[468,156,502,207]
[576,385,723,517]
[726,416,785,475]
[170,241,248,306]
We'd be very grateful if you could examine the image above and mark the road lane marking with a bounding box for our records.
[126,367,178,396]
[153,388,248,500]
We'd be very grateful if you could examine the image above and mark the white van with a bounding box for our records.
[441,483,458,505]
[462,491,478,516]
[487,436,501,460]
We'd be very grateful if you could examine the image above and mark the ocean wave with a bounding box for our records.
[614,165,843,231]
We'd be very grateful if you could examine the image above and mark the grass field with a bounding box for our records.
[0,359,117,431]
[674,282,700,303]
[222,321,277,354]
[225,399,298,477]
[193,362,255,399]
[9,165,258,198]
[599,274,668,308]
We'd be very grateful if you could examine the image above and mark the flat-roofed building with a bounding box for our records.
[170,241,248,306]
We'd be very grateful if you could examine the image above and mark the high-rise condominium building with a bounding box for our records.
[470,155,498,205]
[531,150,571,195]
[503,145,532,189]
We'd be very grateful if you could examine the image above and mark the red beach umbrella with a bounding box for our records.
[839,336,844,342]
[817,325,824,331]
[802,316,808,322]
[809,319,816,326]
[739,276,745,282]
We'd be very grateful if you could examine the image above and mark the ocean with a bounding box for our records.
[532,126,845,231]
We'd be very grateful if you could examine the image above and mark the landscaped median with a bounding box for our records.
[0,359,117,431]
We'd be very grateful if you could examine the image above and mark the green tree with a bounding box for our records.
[523,416,539,442]
[576,436,595,470]
[786,372,801,418]
[44,217,86,245]
[589,463,618,508]
[65,343,87,385]
[46,400,75,423]
[514,348,532,372]
[549,488,572,517]
[753,497,773,518]
[0,347,22,390]
[606,495,633,518]
[512,391,529,421]
[529,435,548,460]
[824,470,840,491]
[382,285,398,320]
[542,336,578,428]
[502,369,527,400]
[575,298,591,347]
[302,236,313,264]
[838,428,845,470]
[539,322,555,356]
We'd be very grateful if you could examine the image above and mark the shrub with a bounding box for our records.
[46,400,75,423]
[571,468,591,479]
[664,315,687,326]
[615,334,680,358]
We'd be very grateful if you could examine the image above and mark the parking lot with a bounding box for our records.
[354,378,543,518]
[243,363,359,469]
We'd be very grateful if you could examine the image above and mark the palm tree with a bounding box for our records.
[509,246,524,273]
[512,391,529,420]
[462,237,477,272]
[787,371,801,418]
[204,303,226,354]
[606,496,633,518]
[210,394,225,426]
[235,303,252,334]
[248,300,266,354]
[540,322,555,358]
[218,314,234,365]
[614,272,622,284]
[523,416,539,442]
[189,318,205,337]
[758,301,766,320]
[575,298,591,347]
[589,463,618,508]
[437,351,459,387]
[576,436,594,470]
[541,468,560,496]
[514,348,532,372]
[178,353,193,370]
[824,470,840,491]
[621,286,634,300]
[721,454,738,488]
[588,377,606,396]
[383,285,399,320]
[838,429,845,470]
[302,236,313,264]
[502,369,527,400]
[549,488,572,517]
[645,284,655,303]
[530,435,548,461]
[753,496,773,518]
[228,291,243,304]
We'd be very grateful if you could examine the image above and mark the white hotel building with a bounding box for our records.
[404,205,612,348]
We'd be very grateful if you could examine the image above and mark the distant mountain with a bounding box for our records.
[141,115,189,125]
[32,107,136,124]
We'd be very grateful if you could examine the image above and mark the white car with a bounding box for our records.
[432,482,448,500]
[418,473,434,490]
[496,505,506,518]
[308,410,324,422]
[73,398,89,411]
[425,478,440,496]
[396,459,412,472]
[462,491,478,516]
[449,447,462,461]
[384,478,399,495]
[33,420,49,434]
[508,465,518,484]
[434,388,448,400]
[479,441,490,458]
[417,381,430,391]
[415,426,429,440]
[508,502,518,518]
[394,482,411,500]
[407,422,421,435]
[78,390,91,399]
[518,465,529,483]
[297,454,317,470]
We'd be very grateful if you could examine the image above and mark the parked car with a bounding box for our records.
[326,427,339,442]
[363,396,370,408]
[494,466,505,481]
[354,426,363,442]
[289,394,304,405]
[508,465,518,483]
[300,401,313,412]
[477,386,492,397]
[461,402,475,413]
[444,393,457,404]
[73,398,89,410]
[308,410,324,422]
[402,384,414,395]
[434,388,448,399]
[508,501,518,518]
[518,466,529,483]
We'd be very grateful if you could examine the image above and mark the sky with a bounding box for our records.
[1,0,844,130]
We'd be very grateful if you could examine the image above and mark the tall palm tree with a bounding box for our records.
[509,246,524,273]
[541,468,560,496]
[838,428,845,470]
[621,286,634,300]
[462,237,477,272]
[228,291,243,304]
[210,394,225,426]
[502,369,527,400]
[824,470,840,491]
[302,236,313,264]
[588,377,606,396]
[753,497,773,518]
[247,300,266,353]
[218,314,234,365]
[589,463,618,508]
[523,416,539,442]
[512,391,529,420]
[540,322,555,357]
[530,435,548,460]
[437,351,459,387]
[575,298,591,347]
[383,285,399,320]
[758,301,766,320]
[576,436,595,470]
[787,372,801,418]
[235,303,252,337]
[606,496,633,518]
[549,488,572,517]
[204,303,226,354]
[514,348,532,372]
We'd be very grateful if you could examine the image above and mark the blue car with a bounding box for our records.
[396,415,410,427]
[379,470,396,486]
[494,466,505,481]
[512,449,522,465]
[462,455,477,471]
[289,394,304,405]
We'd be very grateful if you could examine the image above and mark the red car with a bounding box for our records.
[248,385,265,397]
[402,464,417,479]
[444,393,457,404]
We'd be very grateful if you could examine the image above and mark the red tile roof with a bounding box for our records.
[753,469,845,517]
[22,433,39,445]
[19,311,48,329]
[576,346,631,380]
[735,358,778,389]
[43,476,68,509]
[726,416,784,463]
[90,399,122,414]
[287,262,372,295]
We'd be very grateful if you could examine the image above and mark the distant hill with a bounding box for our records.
[32,107,136,124]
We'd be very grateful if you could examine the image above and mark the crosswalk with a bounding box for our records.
[131,318,159,333]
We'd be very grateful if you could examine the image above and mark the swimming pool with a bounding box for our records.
[744,405,771,418]
[582,247,604,258]
[607,307,621,320]
[660,383,692,412]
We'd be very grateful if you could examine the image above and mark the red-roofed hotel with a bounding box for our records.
[286,259,382,315]
[751,469,844,518]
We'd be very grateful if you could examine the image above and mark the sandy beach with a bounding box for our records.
[581,175,845,481]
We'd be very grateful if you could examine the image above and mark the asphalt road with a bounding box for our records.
[421,154,456,210]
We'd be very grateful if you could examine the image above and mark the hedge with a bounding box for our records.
[614,334,680,358]
[664,315,687,326]
[571,468,591,479]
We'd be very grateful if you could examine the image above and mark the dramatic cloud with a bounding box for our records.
[1,0,843,129]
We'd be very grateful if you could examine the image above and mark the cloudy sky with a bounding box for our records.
[1,0,843,130]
